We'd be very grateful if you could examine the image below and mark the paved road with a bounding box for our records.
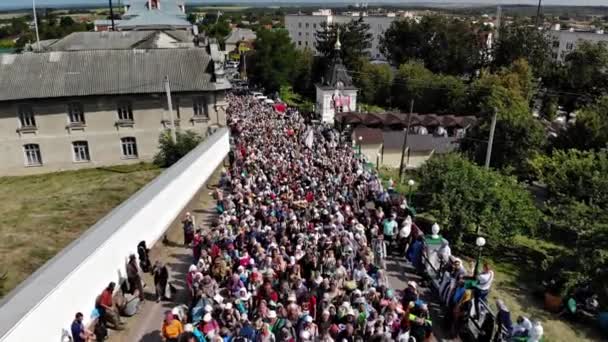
[109,169,457,342]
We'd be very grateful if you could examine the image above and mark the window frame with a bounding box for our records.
[192,96,208,118]
[72,140,91,163]
[120,137,139,159]
[67,102,86,125]
[117,101,134,122]
[23,143,42,166]
[18,105,37,128]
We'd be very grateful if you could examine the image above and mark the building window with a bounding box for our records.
[121,137,138,159]
[67,103,85,125]
[305,32,309,36]
[566,42,574,50]
[117,101,133,122]
[298,22,302,28]
[298,41,302,46]
[305,23,309,28]
[18,105,36,128]
[193,97,208,117]
[23,144,42,166]
[72,141,90,162]
[552,40,560,48]
[551,52,558,60]
[305,41,309,46]
[298,32,301,36]
[313,23,317,28]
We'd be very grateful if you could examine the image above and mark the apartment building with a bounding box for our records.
[0,48,230,176]
[549,25,608,62]
[285,10,417,60]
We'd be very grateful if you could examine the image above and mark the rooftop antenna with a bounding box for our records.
[109,0,115,31]
[32,0,41,51]
[535,0,542,28]
[496,5,502,40]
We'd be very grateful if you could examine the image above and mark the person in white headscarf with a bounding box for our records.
[398,215,412,257]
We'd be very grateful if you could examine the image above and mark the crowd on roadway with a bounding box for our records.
[160,94,434,342]
[70,94,546,342]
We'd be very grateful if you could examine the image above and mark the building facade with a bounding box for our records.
[0,49,229,176]
[549,26,608,62]
[285,10,411,60]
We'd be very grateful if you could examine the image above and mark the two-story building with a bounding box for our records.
[0,48,230,176]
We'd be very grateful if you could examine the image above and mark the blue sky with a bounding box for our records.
[1,0,606,11]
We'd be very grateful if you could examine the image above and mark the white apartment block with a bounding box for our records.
[285,10,416,60]
[549,24,608,62]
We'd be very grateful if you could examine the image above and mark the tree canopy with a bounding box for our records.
[417,154,541,250]
[356,61,393,108]
[460,61,546,177]
[390,61,467,113]
[380,16,483,75]
[552,96,608,151]
[249,29,307,93]
[529,150,608,296]
[492,24,552,75]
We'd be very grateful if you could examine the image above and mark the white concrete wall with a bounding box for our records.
[0,128,230,342]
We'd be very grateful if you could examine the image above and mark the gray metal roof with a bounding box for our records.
[47,31,156,51]
[45,31,195,51]
[118,10,191,30]
[0,128,229,340]
[0,49,223,102]
[382,132,458,152]
[225,28,257,44]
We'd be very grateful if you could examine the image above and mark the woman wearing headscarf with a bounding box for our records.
[153,261,170,303]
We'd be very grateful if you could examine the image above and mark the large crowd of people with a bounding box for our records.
[71,94,549,342]
[160,94,434,342]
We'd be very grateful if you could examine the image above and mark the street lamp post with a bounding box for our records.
[407,179,415,206]
[376,153,381,171]
[474,236,486,278]
[358,136,363,155]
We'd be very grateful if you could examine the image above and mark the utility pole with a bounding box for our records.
[164,76,177,144]
[398,99,414,182]
[109,0,115,31]
[32,0,41,51]
[535,0,542,28]
[484,108,498,169]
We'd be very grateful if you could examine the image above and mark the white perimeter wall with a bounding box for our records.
[0,128,230,342]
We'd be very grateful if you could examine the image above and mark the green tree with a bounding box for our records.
[562,41,608,107]
[552,96,608,151]
[417,154,541,250]
[460,67,545,177]
[391,61,467,113]
[381,16,482,75]
[249,29,302,93]
[529,149,608,207]
[153,130,203,168]
[357,61,393,107]
[315,18,372,72]
[59,16,75,28]
[492,24,552,75]
[530,150,608,296]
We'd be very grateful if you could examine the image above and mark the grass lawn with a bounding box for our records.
[489,235,603,341]
[0,163,162,298]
